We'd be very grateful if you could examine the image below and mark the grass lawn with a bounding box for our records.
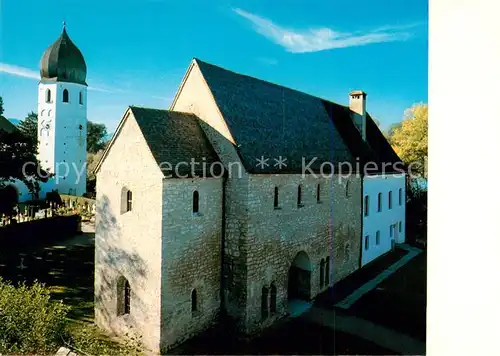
[0,229,138,355]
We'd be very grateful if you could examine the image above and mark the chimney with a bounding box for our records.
[349,90,367,141]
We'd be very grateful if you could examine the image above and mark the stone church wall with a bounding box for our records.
[159,177,223,351]
[243,173,362,333]
[94,113,164,353]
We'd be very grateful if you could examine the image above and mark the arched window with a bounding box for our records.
[270,283,277,313]
[193,190,199,213]
[79,91,83,105]
[325,256,330,286]
[261,286,269,319]
[121,188,132,214]
[45,89,52,103]
[117,276,131,316]
[62,89,69,103]
[191,289,198,313]
[316,184,321,203]
[320,259,325,287]
[297,185,302,207]
[273,187,279,209]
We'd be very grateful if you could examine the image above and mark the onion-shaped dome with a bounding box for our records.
[39,26,87,85]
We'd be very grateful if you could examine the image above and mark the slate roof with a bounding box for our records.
[129,107,221,178]
[195,59,354,174]
[40,27,87,85]
[194,59,403,174]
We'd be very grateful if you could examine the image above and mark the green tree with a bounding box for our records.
[18,111,38,145]
[86,150,104,195]
[87,121,108,153]
[390,103,428,178]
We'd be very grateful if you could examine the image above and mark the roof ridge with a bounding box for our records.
[194,58,348,108]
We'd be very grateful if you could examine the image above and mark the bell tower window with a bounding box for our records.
[45,89,52,103]
[63,89,69,103]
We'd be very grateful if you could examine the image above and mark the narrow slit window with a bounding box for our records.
[399,188,402,205]
[399,221,402,233]
[79,91,83,105]
[126,190,133,212]
[325,257,330,285]
[124,280,131,314]
[261,286,269,319]
[274,187,279,209]
[377,192,382,212]
[316,184,321,203]
[365,235,369,250]
[270,283,277,313]
[376,231,380,245]
[191,289,198,313]
[364,196,369,216]
[193,190,199,214]
[297,185,302,207]
[388,191,393,209]
[320,259,325,287]
[45,89,52,103]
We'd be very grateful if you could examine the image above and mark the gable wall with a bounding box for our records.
[94,114,164,352]
[171,62,251,329]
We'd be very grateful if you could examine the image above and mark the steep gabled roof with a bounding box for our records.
[129,107,221,177]
[195,59,353,174]
[194,58,403,174]
[94,107,221,178]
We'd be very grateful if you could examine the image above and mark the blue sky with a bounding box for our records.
[0,0,428,133]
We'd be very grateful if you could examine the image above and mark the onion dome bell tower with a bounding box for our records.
[37,23,88,196]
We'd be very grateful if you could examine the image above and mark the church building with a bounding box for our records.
[94,58,406,353]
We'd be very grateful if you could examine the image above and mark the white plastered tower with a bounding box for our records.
[38,24,87,196]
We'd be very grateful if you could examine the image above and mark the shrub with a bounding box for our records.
[0,277,70,354]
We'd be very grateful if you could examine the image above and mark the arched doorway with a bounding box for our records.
[288,251,311,301]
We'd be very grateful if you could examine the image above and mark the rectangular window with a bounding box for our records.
[376,231,380,245]
[399,188,402,205]
[365,235,369,250]
[399,221,402,233]
[377,192,382,212]
[388,191,393,209]
[364,196,369,216]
